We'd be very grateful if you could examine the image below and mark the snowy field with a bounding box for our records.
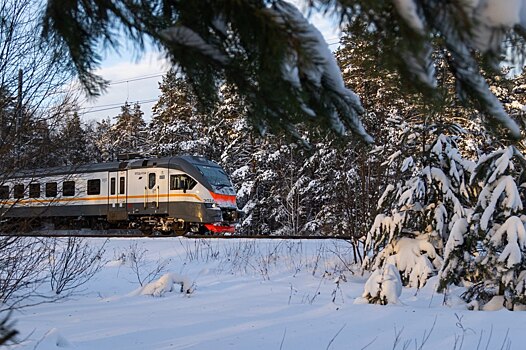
[8,237,524,350]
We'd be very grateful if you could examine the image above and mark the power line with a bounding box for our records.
[80,98,158,115]
[78,40,344,115]
[109,72,167,85]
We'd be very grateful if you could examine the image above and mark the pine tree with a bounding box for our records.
[93,117,115,161]
[148,72,212,158]
[458,146,526,310]
[55,112,89,165]
[82,120,105,163]
[112,102,146,156]
[364,123,474,289]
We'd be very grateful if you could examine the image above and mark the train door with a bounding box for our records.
[108,170,128,221]
[143,169,168,213]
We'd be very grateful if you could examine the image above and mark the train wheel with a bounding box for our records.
[142,230,153,236]
[174,229,186,236]
[140,225,153,236]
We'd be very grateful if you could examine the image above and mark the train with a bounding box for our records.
[0,156,239,235]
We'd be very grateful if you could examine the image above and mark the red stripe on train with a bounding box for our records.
[204,224,236,233]
[210,192,236,204]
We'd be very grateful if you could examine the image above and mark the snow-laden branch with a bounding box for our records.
[160,26,230,65]
[267,1,373,143]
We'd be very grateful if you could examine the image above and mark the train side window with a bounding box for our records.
[110,177,116,195]
[148,173,156,189]
[87,179,101,195]
[29,183,40,198]
[170,175,197,191]
[0,186,8,199]
[14,184,24,199]
[119,177,125,194]
[46,182,57,197]
[63,181,75,196]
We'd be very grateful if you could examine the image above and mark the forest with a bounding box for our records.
[4,25,526,311]
[4,1,526,346]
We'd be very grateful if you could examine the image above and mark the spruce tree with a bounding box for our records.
[458,146,526,310]
[93,117,115,161]
[364,123,474,289]
[148,72,212,158]
[112,102,147,156]
[55,112,89,165]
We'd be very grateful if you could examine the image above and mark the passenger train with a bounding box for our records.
[0,156,238,235]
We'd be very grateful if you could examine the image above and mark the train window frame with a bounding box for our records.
[45,182,58,197]
[29,183,40,198]
[63,181,75,197]
[14,184,24,199]
[87,179,101,195]
[0,186,9,199]
[170,174,197,191]
[110,177,116,195]
[119,177,125,194]
[148,173,156,189]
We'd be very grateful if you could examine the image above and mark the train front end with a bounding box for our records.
[183,157,239,234]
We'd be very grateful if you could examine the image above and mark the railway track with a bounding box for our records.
[3,229,356,240]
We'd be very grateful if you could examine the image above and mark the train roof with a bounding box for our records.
[7,155,223,179]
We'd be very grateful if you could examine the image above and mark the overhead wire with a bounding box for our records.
[80,39,343,116]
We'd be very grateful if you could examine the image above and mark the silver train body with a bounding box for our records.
[0,156,238,234]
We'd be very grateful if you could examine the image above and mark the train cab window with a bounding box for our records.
[170,175,197,191]
[63,181,75,196]
[46,182,57,197]
[110,177,116,195]
[148,173,156,189]
[14,184,24,199]
[0,186,8,199]
[29,183,40,198]
[87,179,101,195]
[119,177,125,194]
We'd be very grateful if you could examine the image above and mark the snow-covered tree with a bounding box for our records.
[360,264,403,305]
[148,72,212,158]
[92,117,115,161]
[112,102,146,157]
[54,112,90,165]
[365,124,474,289]
[456,146,526,310]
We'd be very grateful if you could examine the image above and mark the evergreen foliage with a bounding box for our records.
[456,146,526,310]
[364,122,474,288]
[112,102,147,157]
[149,72,212,158]
[41,0,526,141]
[4,0,526,310]
[56,113,90,165]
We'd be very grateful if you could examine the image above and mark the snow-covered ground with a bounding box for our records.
[8,238,524,350]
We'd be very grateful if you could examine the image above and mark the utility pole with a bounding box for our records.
[16,69,22,165]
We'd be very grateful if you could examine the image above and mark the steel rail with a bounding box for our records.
[2,230,357,240]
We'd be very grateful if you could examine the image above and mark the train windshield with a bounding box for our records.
[195,165,232,189]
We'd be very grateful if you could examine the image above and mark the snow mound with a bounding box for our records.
[106,259,125,267]
[359,264,402,305]
[37,328,73,348]
[134,273,194,297]
[482,295,505,311]
[380,236,441,288]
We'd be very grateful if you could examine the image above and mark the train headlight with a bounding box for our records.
[204,202,219,209]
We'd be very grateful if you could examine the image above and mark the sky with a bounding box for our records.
[77,2,342,124]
